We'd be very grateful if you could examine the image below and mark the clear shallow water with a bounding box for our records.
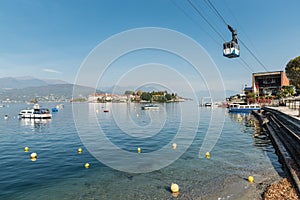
[0,103,283,199]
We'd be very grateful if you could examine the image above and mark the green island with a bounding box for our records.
[87,90,186,103]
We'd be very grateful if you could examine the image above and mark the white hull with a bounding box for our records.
[229,104,261,113]
[142,107,159,110]
[19,113,52,119]
[19,105,52,119]
[141,104,160,110]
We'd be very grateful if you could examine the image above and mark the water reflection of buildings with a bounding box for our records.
[229,112,257,126]
[229,112,250,121]
[20,118,51,128]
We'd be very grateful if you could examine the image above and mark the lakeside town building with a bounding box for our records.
[228,71,291,104]
[252,71,290,96]
[88,93,137,103]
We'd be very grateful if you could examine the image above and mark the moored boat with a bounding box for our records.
[19,104,52,119]
[229,104,261,113]
[141,104,159,110]
[204,102,212,107]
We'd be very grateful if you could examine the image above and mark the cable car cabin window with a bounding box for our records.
[223,41,240,58]
[223,25,240,58]
[233,42,239,49]
[223,41,239,49]
[224,42,231,49]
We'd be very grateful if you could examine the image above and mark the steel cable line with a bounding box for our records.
[201,0,255,72]
[187,0,226,42]
[203,0,269,72]
[223,0,261,58]
[170,0,221,45]
[239,57,255,73]
[204,0,227,26]
[172,0,254,73]
[239,39,269,72]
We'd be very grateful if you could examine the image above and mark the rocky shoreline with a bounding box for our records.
[261,178,299,200]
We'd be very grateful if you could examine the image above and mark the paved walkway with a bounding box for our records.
[266,106,300,120]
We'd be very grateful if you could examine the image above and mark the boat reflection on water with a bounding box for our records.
[229,112,249,120]
[19,118,51,128]
[228,112,255,125]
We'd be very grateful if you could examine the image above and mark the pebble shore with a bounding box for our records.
[261,178,299,200]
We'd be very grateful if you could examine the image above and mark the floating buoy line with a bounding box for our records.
[24,146,29,152]
[30,152,37,162]
[205,152,210,159]
[85,163,90,169]
[171,183,179,193]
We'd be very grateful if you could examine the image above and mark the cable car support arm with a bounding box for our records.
[227,25,238,43]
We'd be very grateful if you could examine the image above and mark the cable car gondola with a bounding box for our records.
[223,25,240,58]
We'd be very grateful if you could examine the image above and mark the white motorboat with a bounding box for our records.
[141,104,160,110]
[229,104,261,113]
[18,104,52,119]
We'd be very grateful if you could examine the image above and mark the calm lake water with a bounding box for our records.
[0,102,283,200]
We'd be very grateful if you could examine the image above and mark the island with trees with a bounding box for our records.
[88,90,186,103]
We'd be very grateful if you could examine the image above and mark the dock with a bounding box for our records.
[253,106,300,196]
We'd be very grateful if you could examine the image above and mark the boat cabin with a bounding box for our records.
[229,104,261,113]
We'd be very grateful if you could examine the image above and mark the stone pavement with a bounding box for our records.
[266,106,300,120]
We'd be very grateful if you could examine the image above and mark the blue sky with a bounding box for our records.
[1,0,300,93]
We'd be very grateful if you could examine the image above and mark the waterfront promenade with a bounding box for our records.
[257,106,300,199]
[266,106,300,120]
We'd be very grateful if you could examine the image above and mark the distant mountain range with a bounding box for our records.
[0,76,238,102]
[0,77,101,102]
[0,76,68,90]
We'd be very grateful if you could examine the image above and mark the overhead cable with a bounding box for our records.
[187,0,226,42]
[203,0,268,72]
[170,0,221,45]
[204,0,227,26]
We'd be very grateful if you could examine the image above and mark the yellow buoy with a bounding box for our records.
[172,143,177,149]
[85,163,90,169]
[31,158,37,162]
[137,147,141,153]
[248,176,254,183]
[30,152,37,159]
[170,183,179,193]
[78,148,82,154]
[205,152,210,159]
[24,147,29,152]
